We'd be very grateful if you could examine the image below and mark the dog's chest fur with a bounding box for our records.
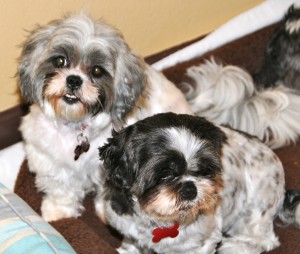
[105,202,223,254]
[20,105,112,191]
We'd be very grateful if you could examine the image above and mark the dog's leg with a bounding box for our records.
[219,138,285,253]
[218,183,282,253]
[217,232,280,254]
[41,195,85,222]
[94,191,106,223]
[36,176,85,221]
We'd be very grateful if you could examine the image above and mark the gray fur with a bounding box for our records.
[18,14,146,123]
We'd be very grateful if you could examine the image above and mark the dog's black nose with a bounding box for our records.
[66,75,82,91]
[179,181,197,201]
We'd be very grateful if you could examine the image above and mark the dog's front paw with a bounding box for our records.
[41,199,84,222]
[217,237,279,254]
[94,195,108,223]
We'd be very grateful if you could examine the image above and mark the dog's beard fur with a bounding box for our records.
[43,70,106,122]
[141,176,222,224]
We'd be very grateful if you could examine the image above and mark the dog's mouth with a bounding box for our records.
[63,93,80,104]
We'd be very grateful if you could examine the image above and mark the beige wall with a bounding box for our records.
[0,0,264,112]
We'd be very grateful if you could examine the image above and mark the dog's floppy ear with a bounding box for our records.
[18,22,58,103]
[99,127,136,215]
[111,38,147,123]
[99,128,135,189]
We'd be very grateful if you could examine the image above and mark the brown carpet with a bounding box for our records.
[14,21,300,253]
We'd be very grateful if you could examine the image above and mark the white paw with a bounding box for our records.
[94,198,107,223]
[41,199,84,222]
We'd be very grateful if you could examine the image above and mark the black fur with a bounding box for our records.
[99,113,227,215]
[254,5,300,90]
[283,189,300,214]
[277,189,300,228]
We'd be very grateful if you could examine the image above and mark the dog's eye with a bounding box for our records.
[159,160,184,180]
[52,56,67,68]
[160,166,177,180]
[160,169,173,180]
[197,157,219,177]
[91,66,103,78]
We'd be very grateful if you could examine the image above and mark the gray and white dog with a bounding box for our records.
[18,14,192,221]
[100,112,300,254]
[183,5,300,149]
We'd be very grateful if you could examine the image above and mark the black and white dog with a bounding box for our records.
[183,5,300,149]
[100,113,300,254]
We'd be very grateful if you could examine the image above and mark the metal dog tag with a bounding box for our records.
[74,133,90,160]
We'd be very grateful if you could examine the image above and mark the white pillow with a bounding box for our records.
[0,142,25,191]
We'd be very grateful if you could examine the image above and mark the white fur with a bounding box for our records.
[219,127,284,253]
[106,202,223,254]
[286,19,300,34]
[20,105,112,221]
[296,205,300,227]
[125,66,193,126]
[185,59,300,148]
[165,127,206,162]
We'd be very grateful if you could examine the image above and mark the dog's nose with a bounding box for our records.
[66,75,82,91]
[179,181,197,201]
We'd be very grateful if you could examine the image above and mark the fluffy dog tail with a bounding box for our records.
[278,190,300,228]
[182,59,300,148]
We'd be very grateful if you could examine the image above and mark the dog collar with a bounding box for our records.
[152,223,179,243]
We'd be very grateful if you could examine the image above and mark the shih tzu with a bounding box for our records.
[99,112,300,254]
[182,5,300,149]
[18,14,192,221]
[254,5,300,90]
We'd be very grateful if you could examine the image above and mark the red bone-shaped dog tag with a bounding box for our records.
[152,223,179,243]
